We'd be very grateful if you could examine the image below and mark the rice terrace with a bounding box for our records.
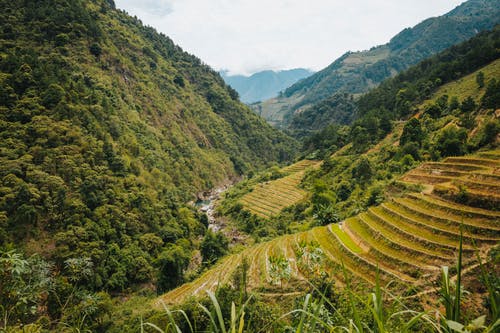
[160,151,500,305]
[239,160,322,218]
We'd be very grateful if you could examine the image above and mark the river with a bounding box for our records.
[194,179,237,232]
[194,178,247,244]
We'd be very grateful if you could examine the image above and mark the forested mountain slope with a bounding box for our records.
[0,0,296,300]
[253,0,500,130]
[220,48,500,246]
[220,68,313,104]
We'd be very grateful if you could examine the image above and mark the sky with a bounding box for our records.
[114,0,465,76]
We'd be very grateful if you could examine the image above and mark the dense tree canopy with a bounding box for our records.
[0,0,297,309]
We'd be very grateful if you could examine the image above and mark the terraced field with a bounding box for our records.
[159,151,500,305]
[239,160,321,218]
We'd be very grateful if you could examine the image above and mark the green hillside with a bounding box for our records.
[253,0,500,131]
[0,0,298,325]
[219,46,500,246]
[153,52,500,330]
[161,151,500,305]
[1,0,499,332]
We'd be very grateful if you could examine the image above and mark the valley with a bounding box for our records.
[160,151,500,305]
[0,0,498,332]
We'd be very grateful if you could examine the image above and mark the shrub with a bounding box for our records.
[200,230,228,267]
[89,43,102,57]
[436,127,467,157]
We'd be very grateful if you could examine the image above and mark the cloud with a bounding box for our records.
[116,0,173,16]
[114,0,464,75]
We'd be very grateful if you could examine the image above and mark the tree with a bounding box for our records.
[336,180,352,201]
[399,142,421,161]
[0,250,52,329]
[400,118,424,147]
[314,204,340,226]
[352,157,373,183]
[436,127,468,157]
[476,71,485,88]
[268,255,291,289]
[55,33,70,47]
[42,83,65,108]
[351,126,369,153]
[296,241,324,277]
[156,244,191,293]
[89,43,102,57]
[425,103,442,118]
[479,120,499,147]
[460,97,476,113]
[481,79,500,109]
[201,230,229,267]
[449,96,460,111]
[436,95,449,111]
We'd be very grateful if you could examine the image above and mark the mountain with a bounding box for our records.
[0,0,297,308]
[2,0,499,331]
[253,0,500,130]
[220,68,313,104]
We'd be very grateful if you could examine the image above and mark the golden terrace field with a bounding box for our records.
[159,151,500,305]
[239,160,322,218]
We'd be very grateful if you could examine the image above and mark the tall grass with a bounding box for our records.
[142,291,249,333]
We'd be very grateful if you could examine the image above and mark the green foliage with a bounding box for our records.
[289,93,357,134]
[481,78,500,109]
[478,120,500,147]
[461,96,477,114]
[143,290,249,333]
[313,205,341,226]
[311,187,336,210]
[476,71,485,88]
[295,241,325,277]
[436,127,468,157]
[89,43,102,57]
[0,250,52,329]
[200,230,229,267]
[301,124,349,156]
[352,157,373,184]
[400,118,425,147]
[268,255,292,289]
[156,244,191,293]
[41,83,65,108]
[0,249,113,331]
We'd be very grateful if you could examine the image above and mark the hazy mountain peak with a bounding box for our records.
[221,68,314,104]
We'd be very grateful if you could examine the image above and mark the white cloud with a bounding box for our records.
[116,0,173,16]
[114,0,465,75]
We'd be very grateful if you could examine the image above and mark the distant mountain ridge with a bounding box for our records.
[221,68,313,104]
[253,0,500,131]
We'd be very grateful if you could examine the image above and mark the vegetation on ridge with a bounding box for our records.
[0,0,297,329]
[254,0,500,132]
